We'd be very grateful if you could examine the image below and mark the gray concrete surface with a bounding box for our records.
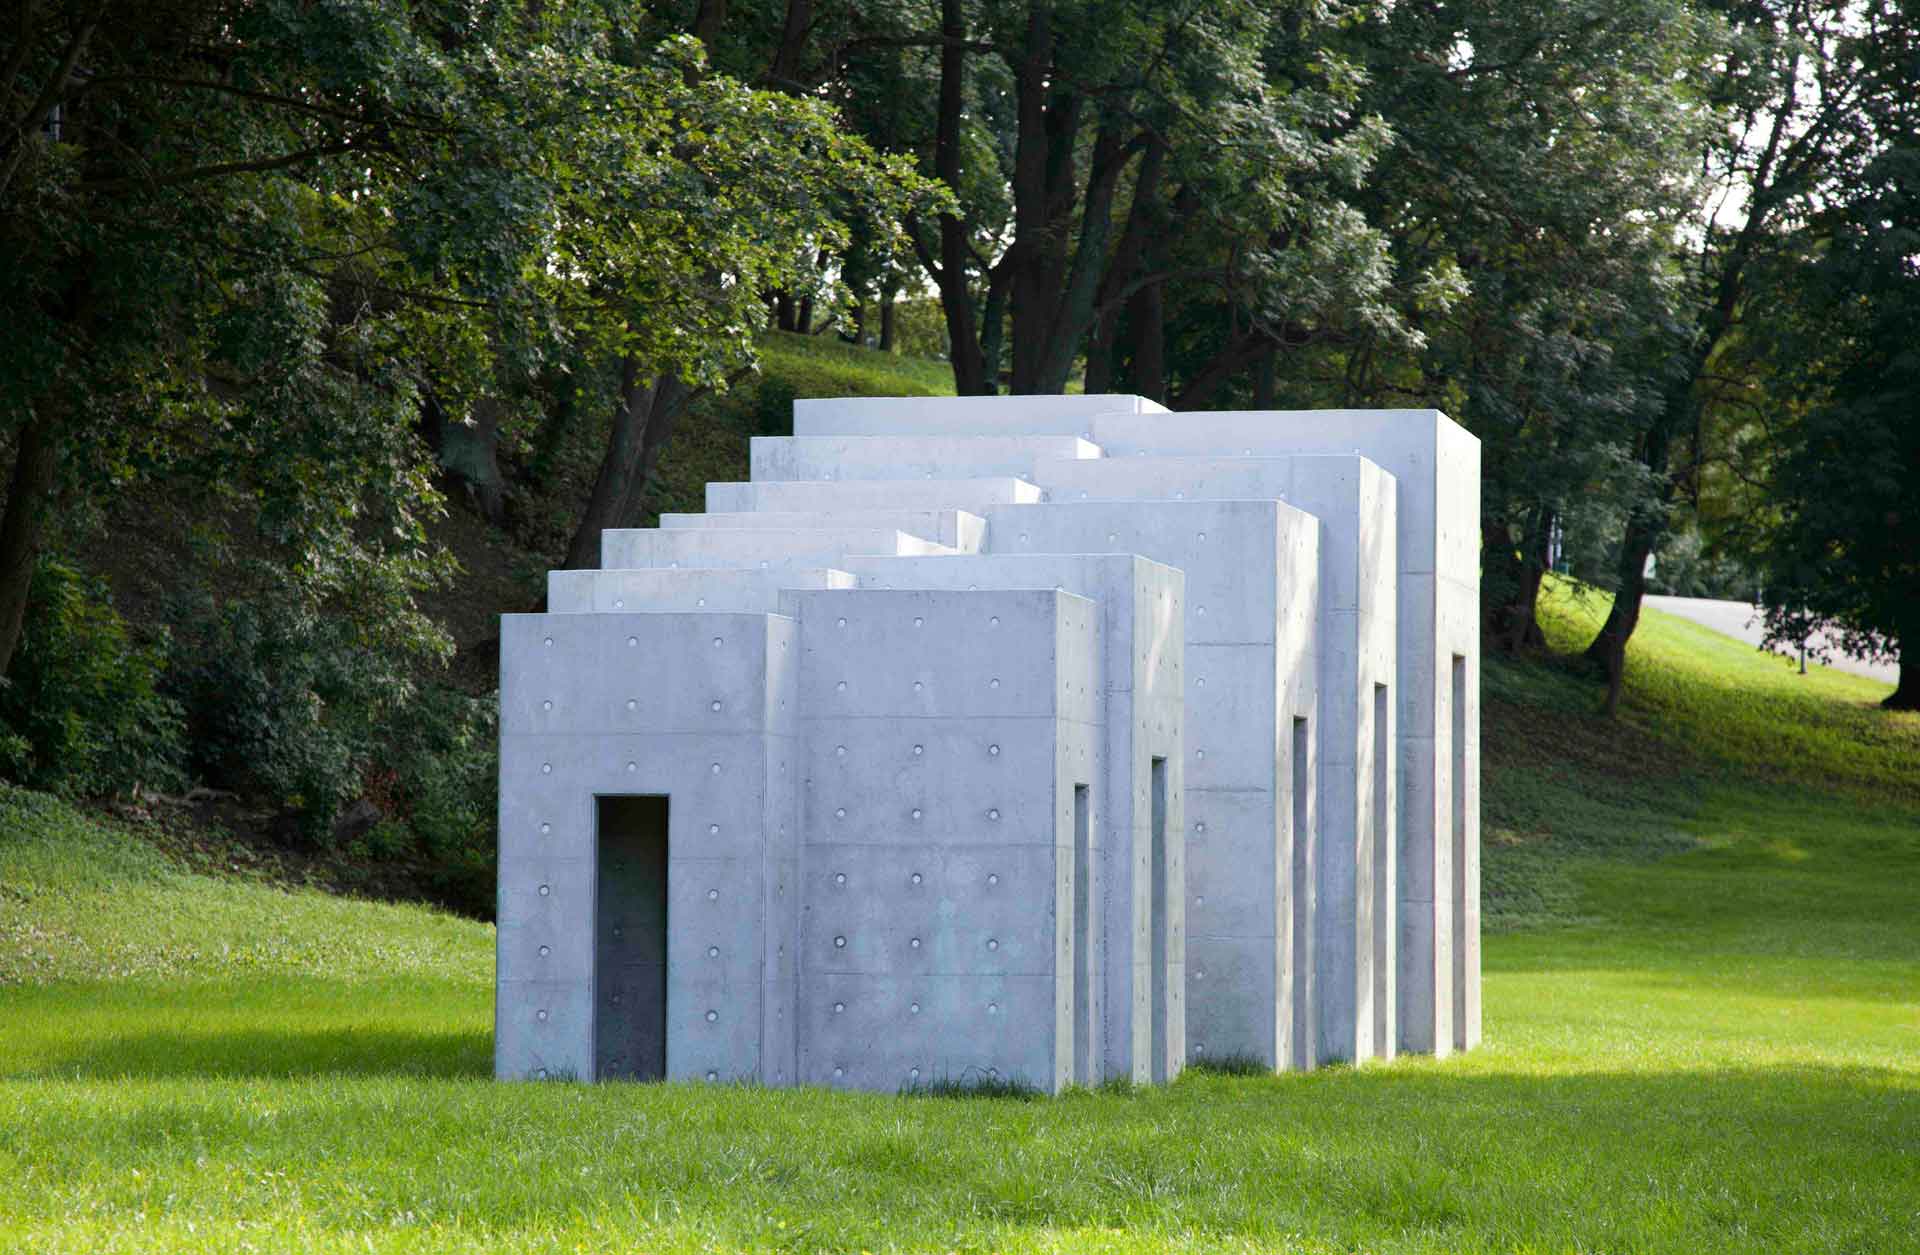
[496,395,1484,1092]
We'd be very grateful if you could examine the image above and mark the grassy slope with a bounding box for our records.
[4,349,1918,1251]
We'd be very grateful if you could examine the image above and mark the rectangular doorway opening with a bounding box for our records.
[1290,716,1310,1068]
[1372,683,1391,1053]
[1451,654,1469,1050]
[1149,756,1169,1083]
[1072,783,1092,1085]
[595,794,668,1082]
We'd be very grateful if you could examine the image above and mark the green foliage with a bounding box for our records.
[0,558,186,797]
[638,331,957,524]
[1183,1053,1269,1077]
[165,588,416,843]
[1746,23,1920,696]
[384,686,499,916]
[899,1071,1043,1100]
[878,297,953,361]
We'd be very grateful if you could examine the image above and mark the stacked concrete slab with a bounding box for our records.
[497,393,1479,1092]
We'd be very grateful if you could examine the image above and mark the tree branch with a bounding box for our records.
[81,139,363,194]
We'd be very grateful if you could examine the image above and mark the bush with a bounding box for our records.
[0,557,187,797]
[165,589,416,843]
[388,685,498,915]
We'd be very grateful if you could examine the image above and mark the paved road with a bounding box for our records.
[1643,595,1899,687]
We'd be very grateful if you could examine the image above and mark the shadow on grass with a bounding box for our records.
[11,1024,492,1081]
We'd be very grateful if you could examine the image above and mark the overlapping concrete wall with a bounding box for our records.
[983,500,1313,1071]
[783,587,1100,1091]
[1027,455,1397,1065]
[1088,410,1481,1055]
[496,394,1480,1092]
[838,555,1184,1082]
[496,609,798,1084]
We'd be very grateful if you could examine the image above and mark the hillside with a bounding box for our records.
[4,400,1917,1251]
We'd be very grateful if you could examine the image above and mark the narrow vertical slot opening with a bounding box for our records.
[1452,654,1469,1051]
[595,794,669,1082]
[1290,716,1310,1068]
[1073,783,1092,1085]
[1372,683,1391,1054]
[1149,756,1169,1083]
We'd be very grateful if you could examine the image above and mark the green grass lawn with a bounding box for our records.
[4,589,1918,1252]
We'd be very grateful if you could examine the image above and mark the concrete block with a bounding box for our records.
[1086,410,1476,1059]
[779,586,1124,1092]
[494,612,797,1085]
[601,527,954,570]
[830,554,1183,1083]
[547,567,855,614]
[794,393,1165,438]
[983,500,1315,1073]
[707,477,1043,513]
[661,509,987,553]
[751,434,1101,482]
[497,393,1480,1093]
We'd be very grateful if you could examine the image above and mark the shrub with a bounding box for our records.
[388,684,498,916]
[0,557,187,797]
[165,589,415,843]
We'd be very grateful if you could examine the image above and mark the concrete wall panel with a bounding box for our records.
[662,509,987,553]
[708,477,1042,513]
[752,435,1101,482]
[794,393,1163,438]
[602,527,954,570]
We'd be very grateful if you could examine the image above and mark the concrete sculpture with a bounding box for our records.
[497,396,1480,1091]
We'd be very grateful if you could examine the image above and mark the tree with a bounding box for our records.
[1577,0,1888,704]
[1753,3,1920,709]
[1253,0,1710,653]
[0,0,934,670]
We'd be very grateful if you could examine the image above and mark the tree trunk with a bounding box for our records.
[1085,139,1163,395]
[1484,509,1551,655]
[1589,510,1659,716]
[767,0,812,87]
[774,290,797,332]
[1128,280,1165,403]
[692,0,728,50]
[1253,346,1277,409]
[1886,641,1920,711]
[1175,331,1272,412]
[1586,395,1677,709]
[0,417,59,678]
[563,358,689,570]
[878,297,896,353]
[1005,5,1107,395]
[1027,117,1133,393]
[930,0,991,395]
